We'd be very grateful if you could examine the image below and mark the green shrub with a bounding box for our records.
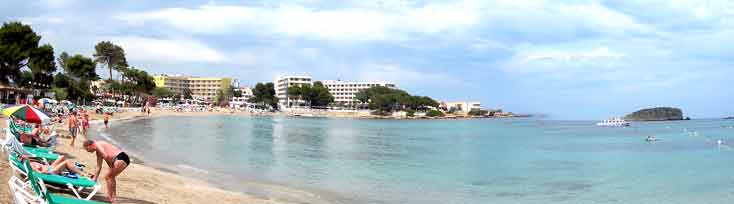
[406,109,416,117]
[426,110,444,117]
[468,109,488,116]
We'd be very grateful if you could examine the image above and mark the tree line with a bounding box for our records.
[286,81,334,108]
[243,81,439,114]
[0,21,156,104]
[355,86,439,115]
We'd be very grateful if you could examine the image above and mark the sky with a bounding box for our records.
[1,0,733,119]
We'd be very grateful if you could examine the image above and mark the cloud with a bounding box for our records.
[521,47,625,63]
[110,36,226,64]
[114,1,659,43]
[502,46,626,77]
[605,0,734,31]
[115,1,480,41]
[356,64,461,87]
[6,1,734,118]
[41,0,75,9]
[21,16,64,25]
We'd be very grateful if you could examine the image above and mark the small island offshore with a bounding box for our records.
[624,107,688,121]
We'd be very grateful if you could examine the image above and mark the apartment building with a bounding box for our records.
[322,80,396,105]
[153,74,232,102]
[230,86,253,107]
[274,75,312,108]
[440,101,482,113]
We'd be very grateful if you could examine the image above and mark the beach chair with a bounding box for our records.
[8,176,37,204]
[10,169,109,204]
[5,124,57,152]
[3,129,59,162]
[11,155,102,200]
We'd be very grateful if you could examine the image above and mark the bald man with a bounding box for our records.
[83,140,129,203]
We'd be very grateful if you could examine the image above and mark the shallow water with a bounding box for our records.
[92,116,734,204]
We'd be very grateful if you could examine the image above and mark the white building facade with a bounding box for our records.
[274,75,312,108]
[229,87,253,108]
[441,101,482,113]
[322,80,396,105]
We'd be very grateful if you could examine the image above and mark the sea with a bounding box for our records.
[90,116,734,204]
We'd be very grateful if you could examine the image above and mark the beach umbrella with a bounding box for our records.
[2,104,51,124]
[39,98,56,104]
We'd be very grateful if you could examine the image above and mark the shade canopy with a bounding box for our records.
[2,104,51,124]
[39,98,57,104]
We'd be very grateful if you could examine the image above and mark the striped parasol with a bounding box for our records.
[2,104,51,124]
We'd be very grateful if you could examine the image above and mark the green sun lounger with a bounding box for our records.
[32,172,98,188]
[11,155,102,200]
[10,154,96,186]
[3,128,60,162]
[45,193,109,204]
[24,163,109,204]
[27,150,60,161]
[25,146,52,153]
[22,160,105,202]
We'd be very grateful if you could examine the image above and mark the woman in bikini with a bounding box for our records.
[20,155,91,177]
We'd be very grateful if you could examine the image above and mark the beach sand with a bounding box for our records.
[0,110,286,204]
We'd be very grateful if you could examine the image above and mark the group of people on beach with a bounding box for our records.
[11,106,127,203]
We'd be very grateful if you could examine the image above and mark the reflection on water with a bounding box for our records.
[94,117,734,204]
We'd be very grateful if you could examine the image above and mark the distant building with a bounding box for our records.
[230,86,253,107]
[322,80,396,105]
[274,75,312,108]
[0,83,32,104]
[441,101,481,113]
[89,80,106,95]
[153,74,232,102]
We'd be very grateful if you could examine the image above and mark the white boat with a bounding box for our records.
[596,118,630,127]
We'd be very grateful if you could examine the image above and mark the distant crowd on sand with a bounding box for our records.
[3,104,130,204]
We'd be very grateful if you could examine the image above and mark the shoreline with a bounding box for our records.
[90,110,345,204]
[156,107,527,120]
[0,110,300,204]
[0,109,527,204]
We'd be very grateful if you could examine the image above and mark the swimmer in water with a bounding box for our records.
[646,135,657,142]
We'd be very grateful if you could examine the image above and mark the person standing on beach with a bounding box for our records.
[81,112,89,136]
[103,112,110,128]
[83,140,129,204]
[68,112,79,147]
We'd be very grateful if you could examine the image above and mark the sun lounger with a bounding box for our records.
[8,176,36,204]
[3,129,59,162]
[5,123,57,152]
[9,173,109,204]
[10,155,101,200]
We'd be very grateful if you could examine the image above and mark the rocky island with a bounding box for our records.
[624,107,685,121]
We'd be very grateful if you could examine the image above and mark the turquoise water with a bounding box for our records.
[94,116,734,204]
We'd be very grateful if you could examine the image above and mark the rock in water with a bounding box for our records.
[624,107,684,121]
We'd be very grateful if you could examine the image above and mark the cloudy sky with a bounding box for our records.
[2,0,733,119]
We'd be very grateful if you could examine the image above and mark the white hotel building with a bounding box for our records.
[322,80,396,105]
[274,74,397,108]
[274,75,312,108]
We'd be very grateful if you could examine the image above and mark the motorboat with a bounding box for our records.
[596,118,630,127]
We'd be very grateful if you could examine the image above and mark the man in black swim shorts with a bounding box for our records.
[83,140,129,203]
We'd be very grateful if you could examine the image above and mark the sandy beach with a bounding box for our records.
[0,110,288,204]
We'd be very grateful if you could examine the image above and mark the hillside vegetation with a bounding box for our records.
[624,107,683,121]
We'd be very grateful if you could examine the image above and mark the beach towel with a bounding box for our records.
[3,128,33,156]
